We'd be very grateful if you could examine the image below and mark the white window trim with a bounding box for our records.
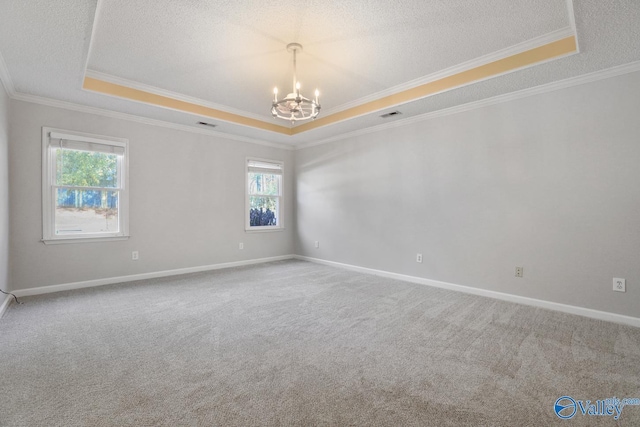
[41,127,130,244]
[245,157,284,232]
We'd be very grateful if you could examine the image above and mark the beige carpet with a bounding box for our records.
[1,259,639,426]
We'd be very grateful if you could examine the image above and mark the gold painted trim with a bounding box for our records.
[83,35,576,137]
[82,77,292,135]
[292,36,577,134]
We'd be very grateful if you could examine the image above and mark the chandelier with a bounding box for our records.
[272,43,320,124]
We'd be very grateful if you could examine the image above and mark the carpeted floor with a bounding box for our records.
[1,259,639,426]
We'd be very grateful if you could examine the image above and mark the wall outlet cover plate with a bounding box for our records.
[613,278,626,292]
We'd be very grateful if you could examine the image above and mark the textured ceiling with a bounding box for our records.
[87,0,567,118]
[0,1,639,147]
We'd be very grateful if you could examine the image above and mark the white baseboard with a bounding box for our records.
[12,255,295,298]
[0,294,12,318]
[9,254,640,328]
[294,255,640,328]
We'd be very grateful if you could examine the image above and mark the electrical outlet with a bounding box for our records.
[315,241,319,249]
[416,253,423,263]
[613,278,626,292]
[239,242,244,250]
[515,266,523,277]
[132,251,139,261]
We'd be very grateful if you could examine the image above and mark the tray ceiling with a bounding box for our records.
[1,1,640,146]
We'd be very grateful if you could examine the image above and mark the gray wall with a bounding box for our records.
[9,101,294,290]
[6,71,640,319]
[0,82,9,293]
[295,71,640,318]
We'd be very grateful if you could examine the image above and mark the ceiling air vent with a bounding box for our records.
[380,111,402,119]
[197,121,217,128]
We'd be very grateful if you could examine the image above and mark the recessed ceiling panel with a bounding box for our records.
[86,0,571,120]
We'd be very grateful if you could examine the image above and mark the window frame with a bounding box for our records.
[245,157,284,232]
[41,127,130,244]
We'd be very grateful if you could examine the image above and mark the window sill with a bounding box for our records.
[42,236,130,245]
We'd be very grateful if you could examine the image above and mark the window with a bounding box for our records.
[246,159,283,231]
[42,128,129,243]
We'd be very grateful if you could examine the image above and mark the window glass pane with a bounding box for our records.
[56,148,119,188]
[55,189,119,234]
[249,196,278,226]
[248,172,280,196]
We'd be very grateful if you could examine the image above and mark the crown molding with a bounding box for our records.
[10,59,640,152]
[11,59,640,152]
[566,0,579,53]
[8,49,640,153]
[11,92,294,150]
[57,27,577,142]
[296,60,640,150]
[321,27,576,117]
[85,69,272,125]
[0,50,16,97]
[82,0,103,76]
[86,35,577,139]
